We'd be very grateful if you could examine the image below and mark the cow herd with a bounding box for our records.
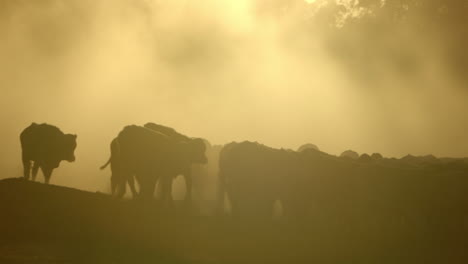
[20,122,468,222]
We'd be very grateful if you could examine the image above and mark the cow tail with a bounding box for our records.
[100,158,111,170]
[100,138,121,170]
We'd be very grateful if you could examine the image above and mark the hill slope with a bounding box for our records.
[0,177,468,264]
[0,178,192,263]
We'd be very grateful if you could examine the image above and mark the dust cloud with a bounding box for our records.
[0,0,467,191]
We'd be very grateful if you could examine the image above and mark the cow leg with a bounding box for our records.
[136,174,148,199]
[155,176,165,200]
[110,171,120,196]
[110,175,117,195]
[155,178,163,200]
[22,156,31,180]
[228,192,240,218]
[183,173,192,201]
[31,162,40,181]
[115,174,128,198]
[128,175,138,198]
[41,165,53,184]
[216,172,227,215]
[147,175,157,199]
[161,175,174,204]
[137,173,157,201]
[116,183,126,198]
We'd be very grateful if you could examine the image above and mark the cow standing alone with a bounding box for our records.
[20,123,77,184]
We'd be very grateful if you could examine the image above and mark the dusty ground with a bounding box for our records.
[0,177,467,264]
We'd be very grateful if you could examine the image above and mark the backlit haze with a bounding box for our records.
[1,0,467,191]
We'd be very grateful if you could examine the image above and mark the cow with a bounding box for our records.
[340,149,359,160]
[106,125,207,202]
[217,141,302,219]
[100,138,138,198]
[297,143,319,152]
[143,122,206,201]
[20,123,77,184]
[101,123,207,200]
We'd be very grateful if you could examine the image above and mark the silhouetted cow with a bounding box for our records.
[144,122,207,201]
[297,143,319,152]
[107,125,206,201]
[340,149,359,160]
[100,138,138,198]
[20,123,77,184]
[218,141,301,219]
[296,149,468,227]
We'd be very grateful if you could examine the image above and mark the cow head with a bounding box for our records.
[62,134,77,162]
[186,138,208,164]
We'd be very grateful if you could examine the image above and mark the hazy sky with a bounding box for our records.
[1,0,467,190]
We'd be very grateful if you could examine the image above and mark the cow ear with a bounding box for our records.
[73,134,77,139]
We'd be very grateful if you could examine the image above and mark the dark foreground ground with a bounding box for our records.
[0,178,467,264]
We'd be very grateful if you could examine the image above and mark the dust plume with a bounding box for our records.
[0,0,467,190]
